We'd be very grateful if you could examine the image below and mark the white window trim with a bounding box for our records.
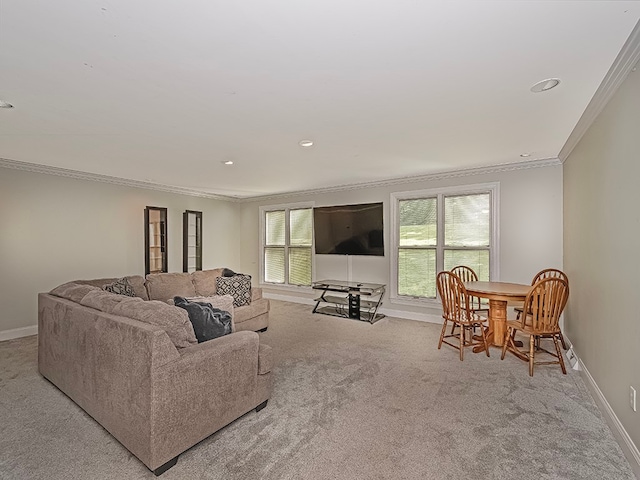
[389,182,500,307]
[259,201,315,288]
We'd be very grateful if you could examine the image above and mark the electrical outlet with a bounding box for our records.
[631,386,637,412]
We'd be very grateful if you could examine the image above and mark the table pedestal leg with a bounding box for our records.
[490,299,507,347]
[474,299,508,353]
[473,298,523,353]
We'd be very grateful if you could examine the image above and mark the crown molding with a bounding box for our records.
[243,157,562,202]
[1,156,561,203]
[0,158,239,201]
[559,20,640,162]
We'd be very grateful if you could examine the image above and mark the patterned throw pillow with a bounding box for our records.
[103,277,136,297]
[216,274,252,307]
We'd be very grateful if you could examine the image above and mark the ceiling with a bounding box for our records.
[1,1,640,199]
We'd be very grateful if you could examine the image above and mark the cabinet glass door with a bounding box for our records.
[183,210,202,272]
[145,207,168,275]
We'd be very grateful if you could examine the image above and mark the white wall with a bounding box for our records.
[564,68,640,469]
[0,168,241,335]
[239,163,563,321]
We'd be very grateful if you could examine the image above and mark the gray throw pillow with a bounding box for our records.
[103,277,136,297]
[173,296,232,343]
[216,274,251,307]
[222,268,237,277]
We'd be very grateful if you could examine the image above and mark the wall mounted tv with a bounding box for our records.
[313,202,384,256]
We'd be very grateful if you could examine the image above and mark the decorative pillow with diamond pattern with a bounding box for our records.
[215,274,252,307]
[102,277,136,297]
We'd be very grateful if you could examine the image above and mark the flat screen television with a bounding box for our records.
[313,202,384,256]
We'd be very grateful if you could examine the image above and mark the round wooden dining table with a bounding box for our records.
[463,281,531,353]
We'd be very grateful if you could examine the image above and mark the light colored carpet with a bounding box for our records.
[0,300,635,479]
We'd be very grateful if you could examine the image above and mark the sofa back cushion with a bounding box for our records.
[80,288,131,312]
[145,272,196,301]
[72,276,149,300]
[80,289,197,348]
[191,269,225,296]
[50,282,98,303]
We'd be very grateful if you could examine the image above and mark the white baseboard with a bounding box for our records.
[0,325,38,341]
[564,346,582,371]
[264,292,317,305]
[578,358,640,478]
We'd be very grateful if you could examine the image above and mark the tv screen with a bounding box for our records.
[313,202,384,256]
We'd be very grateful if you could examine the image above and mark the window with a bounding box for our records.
[262,205,313,286]
[391,184,497,301]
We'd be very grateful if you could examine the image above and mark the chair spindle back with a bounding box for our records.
[520,277,569,333]
[437,271,472,323]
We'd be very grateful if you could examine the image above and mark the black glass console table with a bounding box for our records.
[312,280,385,324]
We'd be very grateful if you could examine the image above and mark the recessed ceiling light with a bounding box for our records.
[299,140,314,147]
[222,160,234,165]
[520,153,531,157]
[530,78,561,93]
[0,100,14,108]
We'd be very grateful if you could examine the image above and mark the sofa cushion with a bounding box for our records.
[146,272,196,301]
[123,275,149,300]
[50,282,98,303]
[103,277,136,297]
[174,297,232,343]
[72,276,149,300]
[234,298,269,324]
[111,298,197,348]
[191,269,224,296]
[81,289,132,312]
[216,274,252,307]
[79,289,197,348]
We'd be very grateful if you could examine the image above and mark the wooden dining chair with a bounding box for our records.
[437,271,490,361]
[501,276,569,376]
[514,268,569,349]
[449,265,489,335]
[450,265,489,313]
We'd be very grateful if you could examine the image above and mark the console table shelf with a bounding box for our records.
[312,280,385,324]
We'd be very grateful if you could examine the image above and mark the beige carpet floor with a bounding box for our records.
[0,300,635,479]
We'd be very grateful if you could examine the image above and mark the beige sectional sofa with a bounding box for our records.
[37,269,272,475]
[75,268,270,332]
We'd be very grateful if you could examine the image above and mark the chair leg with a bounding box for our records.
[553,335,567,374]
[438,320,448,349]
[558,331,568,350]
[501,328,513,360]
[529,335,535,376]
[480,323,490,357]
[459,325,464,361]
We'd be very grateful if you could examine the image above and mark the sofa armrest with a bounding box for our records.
[149,331,263,467]
[258,343,272,375]
[251,287,263,301]
[173,329,257,364]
